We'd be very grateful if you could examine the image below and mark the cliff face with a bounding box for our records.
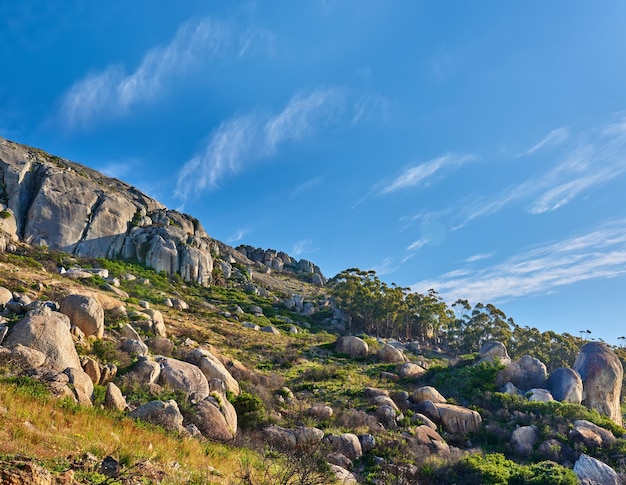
[0,137,215,285]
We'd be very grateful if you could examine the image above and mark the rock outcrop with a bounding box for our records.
[0,137,215,285]
[545,367,583,404]
[573,454,620,485]
[573,342,623,426]
[496,354,547,392]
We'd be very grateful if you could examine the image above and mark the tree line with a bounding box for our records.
[327,268,581,370]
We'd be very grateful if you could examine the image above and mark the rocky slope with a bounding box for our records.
[0,137,324,288]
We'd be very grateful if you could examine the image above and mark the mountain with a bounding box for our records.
[0,137,624,484]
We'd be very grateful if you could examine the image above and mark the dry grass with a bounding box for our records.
[0,379,250,483]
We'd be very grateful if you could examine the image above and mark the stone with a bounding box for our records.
[3,308,81,372]
[546,367,583,404]
[157,357,210,401]
[0,344,46,370]
[120,338,149,356]
[261,325,280,334]
[104,382,126,411]
[0,323,7,345]
[120,324,141,341]
[170,298,189,311]
[263,425,324,450]
[147,336,175,355]
[364,387,389,398]
[336,336,369,358]
[129,400,184,433]
[526,388,554,402]
[495,354,547,392]
[359,434,376,453]
[101,456,121,478]
[329,464,358,484]
[64,367,94,406]
[99,363,117,384]
[573,341,623,426]
[187,348,240,396]
[308,404,333,420]
[370,395,399,410]
[81,356,101,385]
[191,396,237,442]
[0,460,54,485]
[570,420,616,449]
[242,322,260,331]
[511,425,538,455]
[398,362,427,379]
[327,453,353,470]
[249,305,263,315]
[141,308,166,337]
[413,412,437,430]
[375,405,397,426]
[412,386,446,404]
[413,425,449,454]
[376,344,407,363]
[122,356,160,386]
[59,294,105,339]
[325,433,363,460]
[573,454,619,485]
[0,286,13,307]
[477,340,511,365]
[418,401,482,434]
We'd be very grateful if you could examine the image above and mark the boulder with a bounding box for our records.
[157,357,210,401]
[359,434,376,453]
[413,425,449,454]
[141,309,167,337]
[364,387,389,398]
[325,433,362,460]
[261,325,280,334]
[495,355,547,392]
[573,454,619,485]
[329,464,358,484]
[64,367,94,406]
[546,367,583,404]
[412,386,446,404]
[511,425,538,455]
[104,382,127,411]
[376,344,407,363]
[526,388,554,402]
[190,396,237,442]
[336,336,368,358]
[573,342,623,426]
[59,294,104,339]
[419,401,482,434]
[569,420,616,449]
[129,400,184,432]
[307,404,333,420]
[187,348,240,396]
[0,286,13,307]
[398,362,427,379]
[120,339,149,356]
[122,356,160,386]
[81,356,101,385]
[3,308,81,372]
[263,425,324,450]
[477,340,511,365]
[0,344,46,370]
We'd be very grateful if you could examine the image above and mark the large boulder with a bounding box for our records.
[573,342,623,426]
[336,336,369,358]
[262,425,324,450]
[477,340,511,365]
[573,454,619,485]
[325,433,363,461]
[511,425,538,456]
[3,308,81,372]
[59,294,104,339]
[157,357,210,402]
[129,400,184,432]
[376,344,407,363]
[190,395,237,442]
[418,401,482,434]
[412,386,446,404]
[412,425,449,454]
[64,367,94,407]
[186,348,240,396]
[0,286,13,307]
[570,420,616,449]
[0,344,46,370]
[546,367,583,404]
[495,355,547,392]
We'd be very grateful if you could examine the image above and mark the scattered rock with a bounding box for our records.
[59,294,105,339]
[129,400,184,433]
[573,453,619,485]
[376,344,407,363]
[526,388,554,402]
[308,404,333,420]
[261,325,280,334]
[64,367,94,406]
[570,420,616,449]
[511,425,538,455]
[477,340,511,365]
[495,355,547,392]
[157,357,210,402]
[191,396,237,442]
[413,425,450,454]
[187,348,240,396]
[398,362,427,379]
[104,382,127,411]
[412,386,446,404]
[325,433,363,460]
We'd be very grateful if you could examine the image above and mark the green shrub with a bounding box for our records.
[0,210,12,219]
[230,391,267,429]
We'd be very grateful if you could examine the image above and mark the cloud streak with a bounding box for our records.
[411,219,626,304]
[175,87,375,201]
[60,17,270,127]
[381,153,477,194]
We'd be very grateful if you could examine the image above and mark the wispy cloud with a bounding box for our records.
[60,17,271,127]
[517,127,569,157]
[407,238,428,251]
[370,257,398,276]
[381,153,477,195]
[292,239,316,257]
[227,229,247,243]
[465,252,494,263]
[175,87,377,202]
[290,176,324,199]
[411,219,626,304]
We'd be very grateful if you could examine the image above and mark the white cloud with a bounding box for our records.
[517,127,569,157]
[370,257,398,276]
[60,17,270,127]
[292,239,315,257]
[381,153,477,195]
[291,176,324,198]
[411,219,626,304]
[464,253,494,263]
[227,229,247,243]
[175,87,376,201]
[407,238,428,251]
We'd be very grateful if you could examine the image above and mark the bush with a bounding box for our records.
[231,391,267,429]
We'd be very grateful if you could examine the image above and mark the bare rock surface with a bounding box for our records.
[573,453,619,485]
[59,294,104,339]
[573,342,623,426]
[496,354,547,392]
[336,336,369,358]
[546,367,583,404]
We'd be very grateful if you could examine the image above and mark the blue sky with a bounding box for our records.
[3,1,626,344]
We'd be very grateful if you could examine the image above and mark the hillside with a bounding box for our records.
[0,139,625,484]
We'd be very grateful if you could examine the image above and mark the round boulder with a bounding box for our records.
[377,344,407,363]
[573,342,623,426]
[336,336,369,358]
[477,340,511,365]
[546,367,583,404]
[495,355,547,392]
[59,294,104,339]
